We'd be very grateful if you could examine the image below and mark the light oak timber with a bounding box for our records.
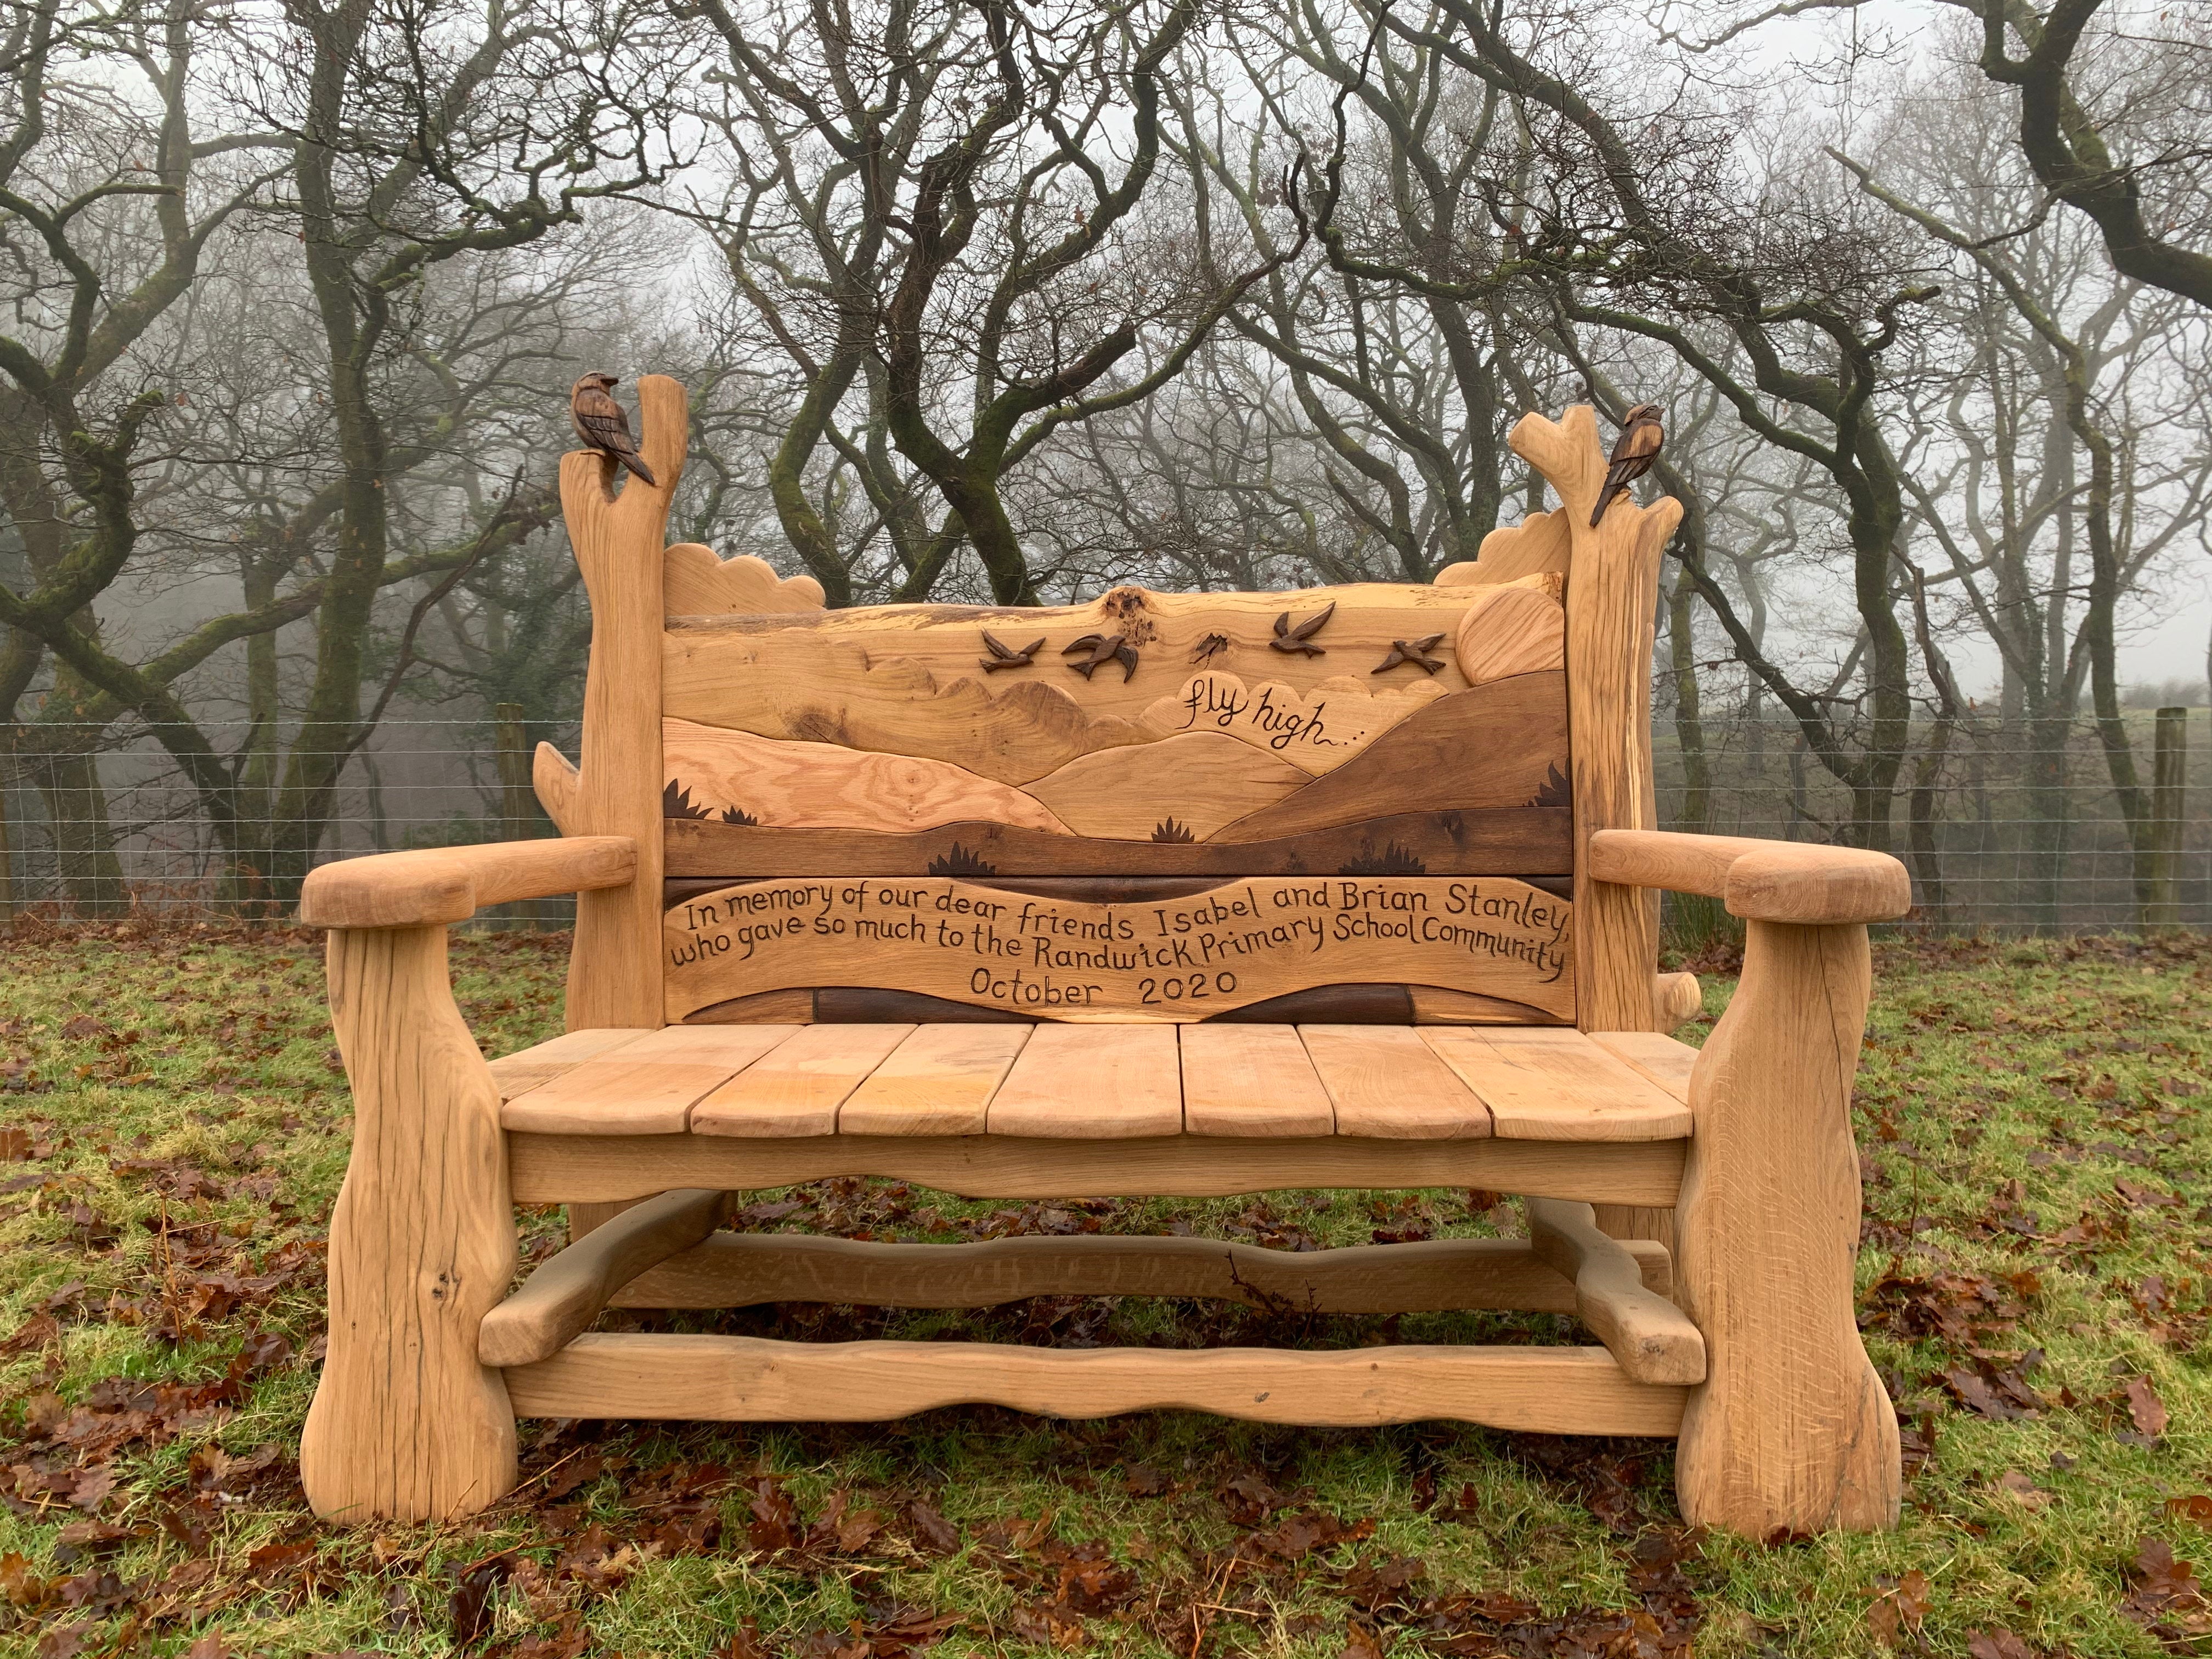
[663,809,1574,879]
[503,1334,1688,1436]
[663,718,1073,835]
[1436,508,1573,588]
[502,1024,802,1136]
[568,1199,646,1239]
[1026,731,1309,838]
[533,744,582,837]
[1419,1026,1691,1142]
[690,1023,915,1137]
[1587,830,1913,925]
[664,544,826,616]
[509,1133,1687,1207]
[661,584,1483,754]
[1504,407,1680,1041]
[1589,1031,1699,1103]
[1208,673,1569,841]
[661,876,1578,1026]
[298,837,636,930]
[1654,970,1703,1031]
[1137,672,1449,777]
[1453,579,1566,686]
[1300,1025,1493,1138]
[487,1028,646,1102]
[1178,1024,1336,1136]
[479,1188,730,1367]
[562,374,685,1030]
[838,1024,1032,1136]
[1675,919,1900,1533]
[987,1023,1183,1137]
[301,926,518,1523]
[1526,1198,1705,1386]
[610,1231,1672,1314]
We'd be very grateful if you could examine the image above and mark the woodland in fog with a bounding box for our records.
[0,0,2207,921]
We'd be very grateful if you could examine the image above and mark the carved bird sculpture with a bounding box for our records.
[979,631,1043,672]
[1190,631,1231,665]
[569,373,657,485]
[1373,633,1448,675]
[1270,602,1335,656]
[1590,402,1662,527]
[1064,632,1138,681]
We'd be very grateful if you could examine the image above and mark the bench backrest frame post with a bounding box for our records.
[558,374,685,1031]
[1508,405,1681,1035]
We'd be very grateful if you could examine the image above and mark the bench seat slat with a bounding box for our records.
[1587,1031,1699,1103]
[1178,1023,1335,1136]
[1421,1027,1692,1141]
[690,1023,915,1137]
[503,1024,803,1135]
[986,1024,1182,1137]
[838,1024,1032,1136]
[1299,1025,1494,1139]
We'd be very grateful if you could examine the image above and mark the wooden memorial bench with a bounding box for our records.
[296,377,1911,1535]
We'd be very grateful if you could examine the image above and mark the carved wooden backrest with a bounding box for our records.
[548,383,1674,1036]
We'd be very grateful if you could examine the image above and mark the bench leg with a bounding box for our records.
[302,925,520,1523]
[1673,919,1900,1533]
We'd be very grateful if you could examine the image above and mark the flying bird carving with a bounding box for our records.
[1590,402,1662,527]
[569,373,657,485]
[1190,631,1231,665]
[1269,602,1335,656]
[979,631,1043,672]
[1373,633,1448,675]
[1063,632,1138,681]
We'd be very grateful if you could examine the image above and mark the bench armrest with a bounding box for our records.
[1587,830,1910,925]
[299,836,637,929]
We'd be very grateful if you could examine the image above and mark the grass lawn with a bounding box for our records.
[0,922,2207,1658]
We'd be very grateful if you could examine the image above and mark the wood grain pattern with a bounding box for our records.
[1207,674,1568,842]
[1588,1031,1699,1103]
[613,1231,1672,1314]
[1138,672,1448,776]
[1419,1026,1690,1142]
[1504,405,1678,1039]
[1177,1024,1336,1136]
[1299,1025,1493,1139]
[1435,507,1574,589]
[662,585,1481,777]
[533,743,582,836]
[1025,731,1309,839]
[664,544,826,616]
[509,1130,1687,1206]
[301,926,518,1523]
[1454,579,1566,685]
[479,1188,729,1367]
[662,877,1576,1024]
[663,718,1072,834]
[1588,830,1914,925]
[1654,970,1703,1031]
[487,1028,647,1102]
[838,1024,1033,1136]
[504,1334,1688,1436]
[1674,921,1901,1533]
[689,1023,914,1137]
[300,837,636,929]
[985,1023,1183,1137]
[502,1023,802,1135]
[1526,1197,1706,1385]
[1408,987,1566,1024]
[684,989,819,1024]
[562,374,684,1031]
[663,808,1574,879]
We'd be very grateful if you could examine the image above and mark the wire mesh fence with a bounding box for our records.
[0,709,2204,934]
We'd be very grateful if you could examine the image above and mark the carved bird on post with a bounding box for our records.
[1590,402,1662,527]
[1373,633,1447,675]
[569,373,657,486]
